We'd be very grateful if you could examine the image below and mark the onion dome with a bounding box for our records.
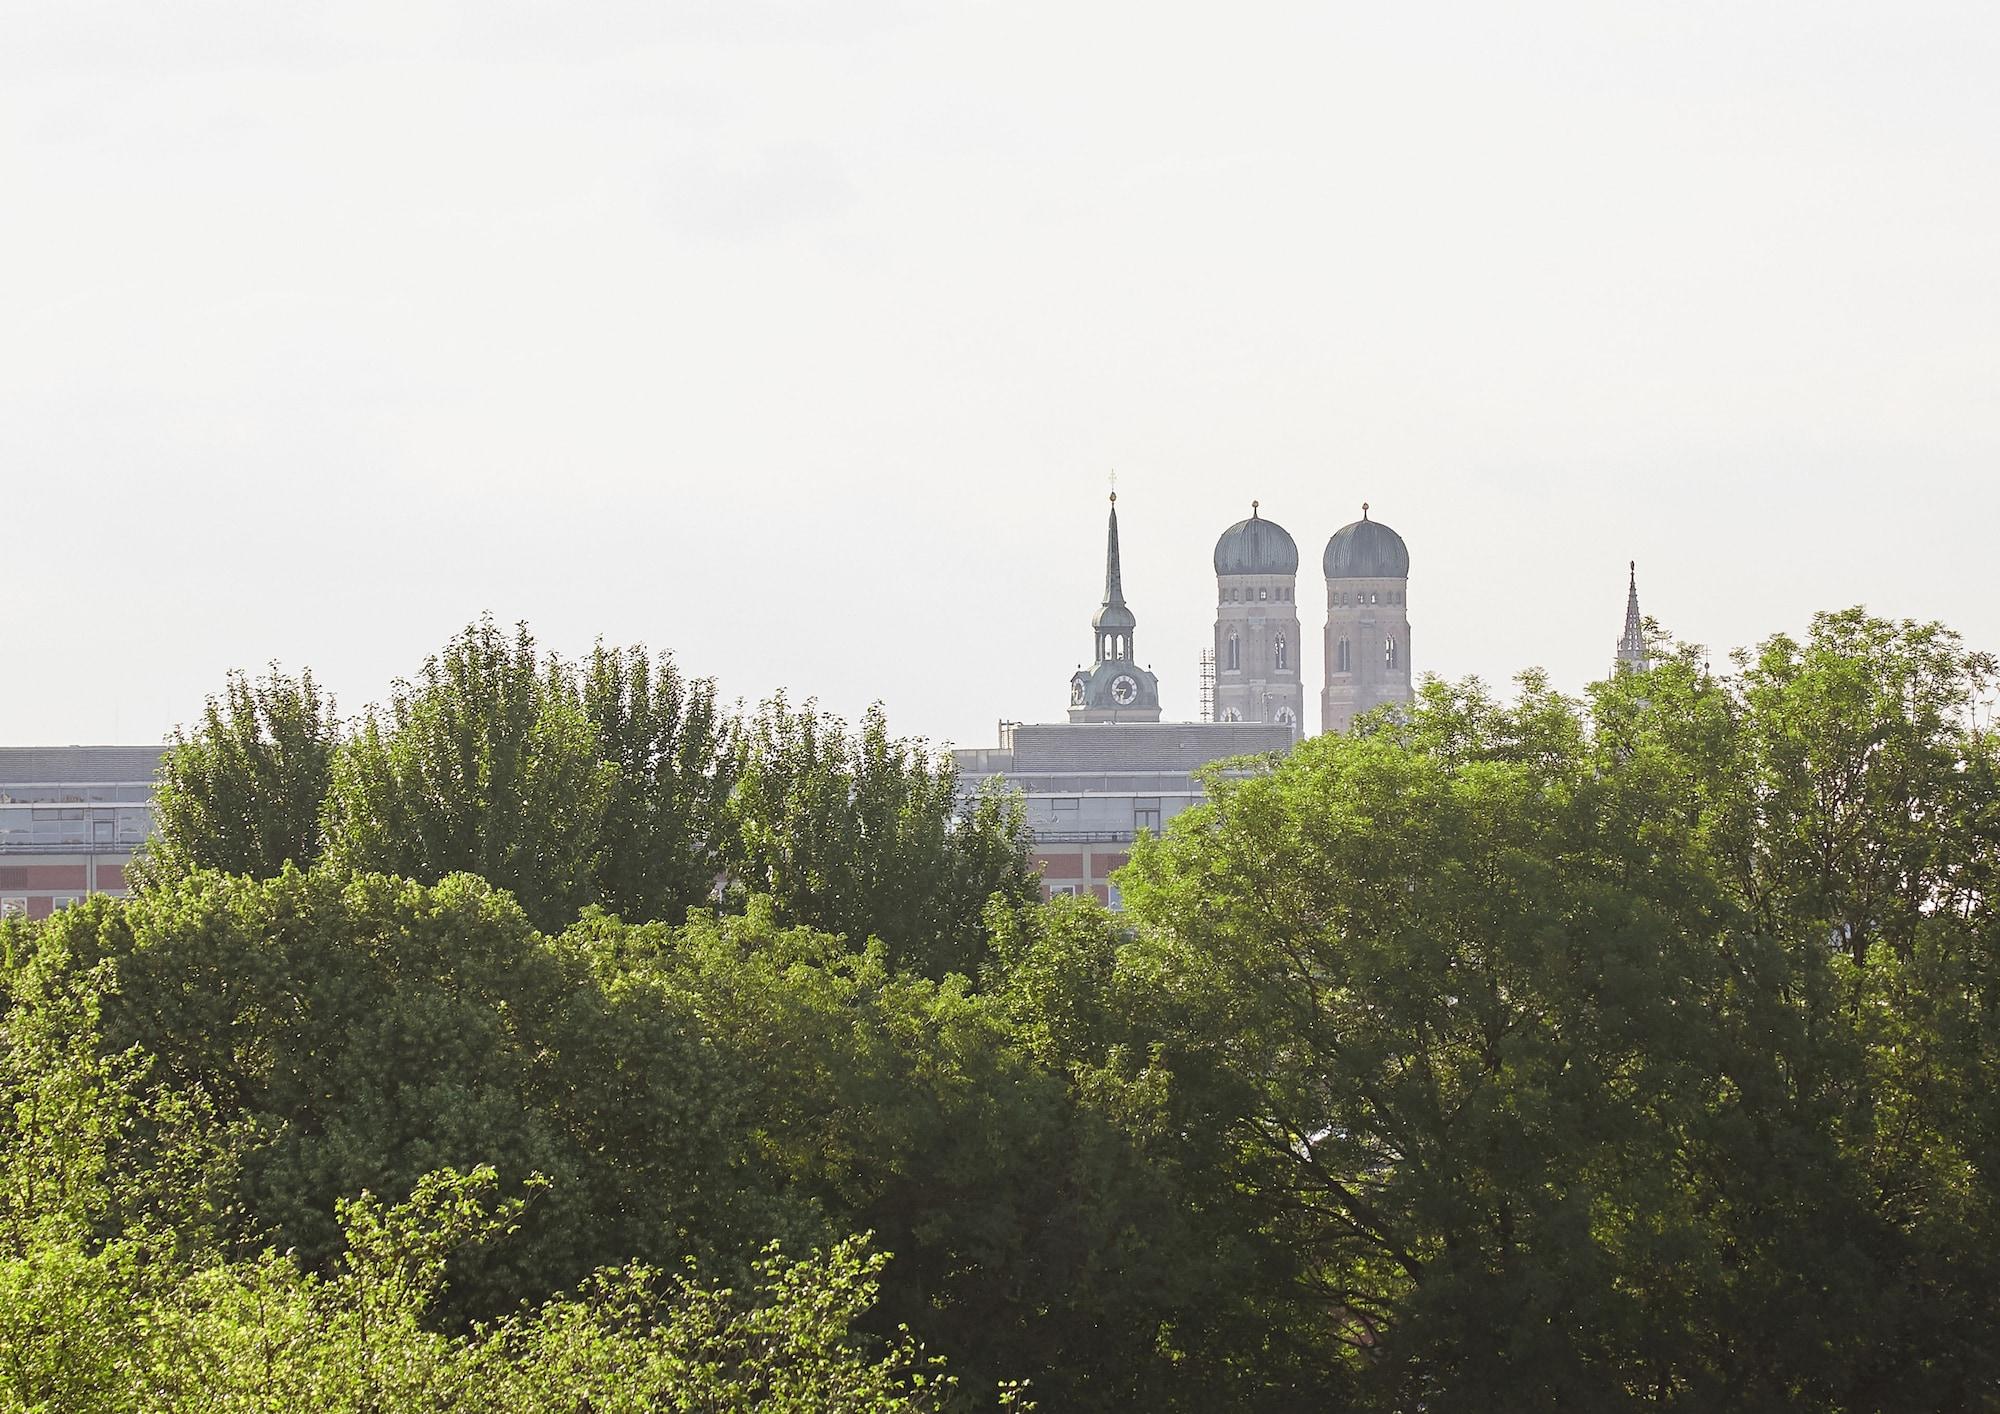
[1323,503,1410,579]
[1213,501,1299,575]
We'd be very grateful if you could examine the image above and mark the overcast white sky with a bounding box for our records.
[4,2,1996,749]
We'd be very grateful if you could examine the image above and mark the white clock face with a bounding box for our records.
[1111,674,1139,705]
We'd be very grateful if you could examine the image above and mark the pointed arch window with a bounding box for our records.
[1226,633,1240,671]
[1385,636,1399,669]
[1337,638,1351,673]
[1274,633,1288,671]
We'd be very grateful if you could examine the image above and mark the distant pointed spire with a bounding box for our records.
[1090,491,1138,664]
[1615,561,1649,674]
[1103,492,1125,607]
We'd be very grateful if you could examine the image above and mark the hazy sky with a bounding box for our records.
[5,2,1996,749]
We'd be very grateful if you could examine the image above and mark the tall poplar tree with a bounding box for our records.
[139,666,341,885]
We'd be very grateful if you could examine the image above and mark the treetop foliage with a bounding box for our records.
[10,606,2000,1409]
[141,615,1034,967]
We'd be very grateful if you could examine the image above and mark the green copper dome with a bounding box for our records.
[1213,503,1299,576]
[1323,506,1409,579]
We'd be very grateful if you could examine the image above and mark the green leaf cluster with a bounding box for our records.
[141,618,1033,965]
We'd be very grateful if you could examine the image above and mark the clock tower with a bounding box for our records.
[1069,493,1162,723]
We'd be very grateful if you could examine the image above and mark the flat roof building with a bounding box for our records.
[957,495,1297,905]
[0,745,163,919]
[956,718,1291,905]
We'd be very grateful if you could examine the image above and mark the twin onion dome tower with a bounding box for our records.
[1068,493,1413,737]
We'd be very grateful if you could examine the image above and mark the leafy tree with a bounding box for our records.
[9,869,779,1320]
[138,666,341,885]
[324,618,615,930]
[580,641,737,923]
[609,902,1315,1410]
[0,903,1021,1411]
[2,1155,1013,1411]
[1119,674,1734,1408]
[730,695,1035,977]
[1586,611,2000,1407]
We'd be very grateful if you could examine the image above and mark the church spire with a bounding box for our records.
[1615,560,1649,674]
[1090,491,1138,664]
[1102,492,1126,610]
[1070,491,1160,722]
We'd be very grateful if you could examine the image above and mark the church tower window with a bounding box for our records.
[1337,637,1351,673]
[1385,635,1398,669]
[1226,633,1240,671]
[1274,633,1288,671]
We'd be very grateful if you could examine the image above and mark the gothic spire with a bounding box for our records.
[1615,560,1649,674]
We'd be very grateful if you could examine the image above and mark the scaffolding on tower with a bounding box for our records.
[1198,647,1216,722]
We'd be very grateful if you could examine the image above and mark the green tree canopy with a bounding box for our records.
[730,695,1035,977]
[139,666,340,885]
[580,640,737,923]
[323,618,615,931]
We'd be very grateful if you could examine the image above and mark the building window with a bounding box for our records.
[1047,883,1080,898]
[1221,708,1241,722]
[1337,637,1351,673]
[0,898,25,919]
[1051,797,1080,812]
[1259,588,1268,601]
[1276,706,1297,727]
[1133,798,1162,833]
[1274,632,1288,670]
[1385,635,1399,668]
[1226,633,1239,671]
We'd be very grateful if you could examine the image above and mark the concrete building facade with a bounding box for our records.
[0,746,163,920]
[957,720,1290,904]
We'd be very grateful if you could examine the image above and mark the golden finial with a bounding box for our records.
[1251,499,1259,516]
[1362,501,1370,519]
